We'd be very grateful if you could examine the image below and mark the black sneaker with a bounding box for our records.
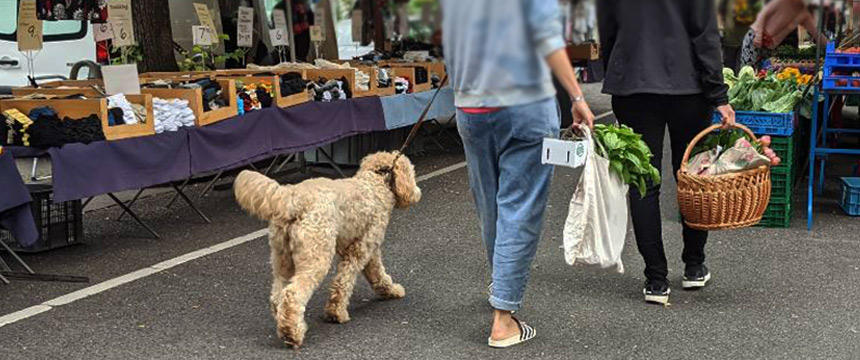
[643,280,670,305]
[682,265,711,290]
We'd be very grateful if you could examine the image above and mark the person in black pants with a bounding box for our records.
[598,0,736,304]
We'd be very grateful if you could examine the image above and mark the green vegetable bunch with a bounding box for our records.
[724,66,806,113]
[690,128,762,157]
[773,45,819,60]
[591,124,661,197]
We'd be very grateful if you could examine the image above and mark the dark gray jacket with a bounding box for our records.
[597,0,728,106]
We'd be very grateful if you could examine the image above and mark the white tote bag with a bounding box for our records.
[562,125,629,273]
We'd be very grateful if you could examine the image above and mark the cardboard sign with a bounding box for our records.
[309,26,323,42]
[272,9,288,32]
[17,0,43,51]
[314,6,326,37]
[107,0,135,47]
[93,22,114,42]
[541,138,588,168]
[236,6,254,48]
[192,25,213,45]
[102,64,141,95]
[351,10,362,42]
[269,27,288,46]
[193,3,219,42]
[110,19,134,47]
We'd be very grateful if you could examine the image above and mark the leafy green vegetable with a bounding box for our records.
[591,124,661,197]
[723,66,811,113]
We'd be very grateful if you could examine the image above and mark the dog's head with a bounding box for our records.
[359,151,421,208]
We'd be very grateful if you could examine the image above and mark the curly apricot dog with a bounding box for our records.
[234,151,421,348]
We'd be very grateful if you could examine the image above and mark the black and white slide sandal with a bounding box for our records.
[487,317,536,348]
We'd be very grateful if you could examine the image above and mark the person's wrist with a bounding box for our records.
[571,94,585,103]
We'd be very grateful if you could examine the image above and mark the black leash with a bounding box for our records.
[377,74,449,181]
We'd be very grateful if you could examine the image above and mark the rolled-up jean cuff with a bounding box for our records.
[489,295,521,312]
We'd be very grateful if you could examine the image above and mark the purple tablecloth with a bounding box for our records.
[5,96,387,201]
[0,150,38,247]
[189,96,386,174]
[48,129,191,202]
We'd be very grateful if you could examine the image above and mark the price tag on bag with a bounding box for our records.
[192,25,213,45]
[236,6,254,47]
[541,138,589,168]
[309,25,323,42]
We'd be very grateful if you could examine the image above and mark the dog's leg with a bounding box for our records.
[323,242,372,324]
[269,227,294,318]
[276,225,335,348]
[362,248,405,300]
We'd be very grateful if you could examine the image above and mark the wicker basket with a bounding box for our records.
[677,124,772,230]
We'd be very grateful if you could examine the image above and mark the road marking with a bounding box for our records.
[0,161,468,328]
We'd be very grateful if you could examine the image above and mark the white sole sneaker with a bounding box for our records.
[643,288,671,305]
[682,272,711,289]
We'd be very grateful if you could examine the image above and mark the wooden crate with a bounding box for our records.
[0,95,155,141]
[38,79,104,88]
[388,66,431,93]
[11,86,103,97]
[351,65,377,98]
[141,79,238,127]
[220,75,309,109]
[306,68,357,98]
[372,67,396,97]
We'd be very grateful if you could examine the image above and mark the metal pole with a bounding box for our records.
[286,0,297,62]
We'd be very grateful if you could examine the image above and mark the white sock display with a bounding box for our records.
[152,98,196,133]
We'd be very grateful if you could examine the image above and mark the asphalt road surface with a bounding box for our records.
[1,85,858,359]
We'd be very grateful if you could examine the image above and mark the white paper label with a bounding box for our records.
[192,25,213,45]
[236,6,254,47]
[93,22,114,42]
[102,64,141,95]
[541,138,588,168]
[309,25,323,42]
[269,27,288,46]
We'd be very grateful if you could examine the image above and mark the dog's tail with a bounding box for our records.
[234,170,296,223]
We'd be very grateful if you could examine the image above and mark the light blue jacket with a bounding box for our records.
[440,0,565,108]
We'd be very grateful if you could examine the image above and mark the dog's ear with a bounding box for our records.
[392,154,421,208]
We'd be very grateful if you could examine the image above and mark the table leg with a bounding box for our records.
[106,193,160,239]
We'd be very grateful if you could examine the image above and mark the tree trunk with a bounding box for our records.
[132,0,178,72]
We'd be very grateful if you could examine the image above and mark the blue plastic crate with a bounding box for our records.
[840,177,860,216]
[823,42,860,91]
[711,111,794,136]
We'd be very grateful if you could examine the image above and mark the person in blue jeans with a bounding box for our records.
[441,0,594,348]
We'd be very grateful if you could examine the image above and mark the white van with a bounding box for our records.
[0,1,96,88]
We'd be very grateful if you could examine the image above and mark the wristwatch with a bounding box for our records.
[571,95,584,103]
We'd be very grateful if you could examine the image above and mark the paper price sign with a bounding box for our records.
[272,9,288,32]
[111,19,135,47]
[93,22,114,42]
[107,0,134,47]
[309,26,323,42]
[17,0,43,51]
[236,6,254,47]
[193,25,214,45]
[193,3,219,42]
[314,7,326,37]
[269,28,288,46]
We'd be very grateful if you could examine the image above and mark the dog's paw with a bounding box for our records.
[278,319,307,348]
[323,306,351,324]
[379,283,405,299]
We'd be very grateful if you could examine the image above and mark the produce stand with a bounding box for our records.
[806,41,860,229]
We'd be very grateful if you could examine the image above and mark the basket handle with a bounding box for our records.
[680,123,759,173]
